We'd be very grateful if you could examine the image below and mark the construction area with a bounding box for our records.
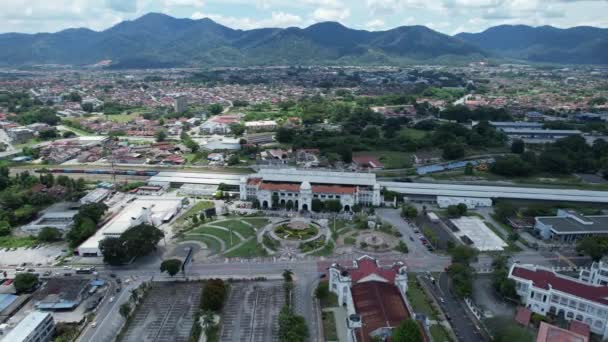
[119,282,202,342]
[220,281,286,342]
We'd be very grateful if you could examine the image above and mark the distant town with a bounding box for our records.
[0,62,607,342]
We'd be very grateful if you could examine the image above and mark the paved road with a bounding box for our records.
[421,273,488,342]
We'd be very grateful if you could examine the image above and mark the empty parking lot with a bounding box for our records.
[220,281,285,342]
[120,282,202,342]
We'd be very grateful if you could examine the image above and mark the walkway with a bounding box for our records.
[323,307,348,342]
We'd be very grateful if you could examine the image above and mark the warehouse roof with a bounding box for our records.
[256,168,377,186]
[537,215,608,234]
[380,182,608,203]
[2,311,51,342]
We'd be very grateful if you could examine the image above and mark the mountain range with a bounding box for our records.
[0,13,606,68]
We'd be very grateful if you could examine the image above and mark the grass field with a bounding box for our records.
[399,128,428,141]
[312,241,335,257]
[103,111,143,123]
[430,324,452,342]
[0,235,38,248]
[223,238,268,258]
[241,218,270,229]
[355,151,412,169]
[177,201,215,224]
[213,220,256,238]
[321,311,338,341]
[406,280,438,320]
[179,234,222,255]
[190,226,242,249]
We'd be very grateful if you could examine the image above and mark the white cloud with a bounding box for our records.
[191,11,302,29]
[106,0,138,13]
[163,0,205,7]
[313,7,351,21]
[365,19,385,30]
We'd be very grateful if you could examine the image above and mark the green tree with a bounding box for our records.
[576,237,608,262]
[278,306,309,342]
[494,202,517,223]
[160,259,182,277]
[283,269,294,282]
[229,123,246,136]
[14,273,39,293]
[208,103,223,115]
[120,223,164,258]
[401,205,418,218]
[311,199,324,212]
[511,139,525,154]
[227,154,240,166]
[119,303,131,318]
[201,279,227,312]
[324,200,342,213]
[0,220,10,236]
[457,203,468,216]
[442,143,465,160]
[315,282,329,301]
[99,237,130,265]
[450,245,478,264]
[38,227,62,242]
[464,162,474,175]
[81,102,94,113]
[337,145,353,164]
[447,205,462,218]
[155,129,167,142]
[391,319,423,342]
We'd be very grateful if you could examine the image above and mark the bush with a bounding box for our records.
[201,279,228,312]
[14,273,39,293]
[38,227,62,242]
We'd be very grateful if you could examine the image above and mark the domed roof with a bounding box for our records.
[300,181,311,190]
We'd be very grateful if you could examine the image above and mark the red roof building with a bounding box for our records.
[536,322,588,342]
[509,264,608,338]
[328,256,423,342]
[352,155,384,170]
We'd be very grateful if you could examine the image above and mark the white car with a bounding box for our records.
[109,296,115,303]
[91,322,97,328]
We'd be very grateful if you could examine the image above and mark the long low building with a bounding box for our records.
[77,197,184,257]
[535,209,608,243]
[148,171,242,187]
[147,170,608,205]
[380,181,608,204]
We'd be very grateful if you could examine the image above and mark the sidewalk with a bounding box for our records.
[323,307,348,342]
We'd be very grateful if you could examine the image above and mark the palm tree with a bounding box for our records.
[282,269,293,282]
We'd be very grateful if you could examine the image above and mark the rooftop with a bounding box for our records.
[352,281,410,342]
[510,265,608,306]
[256,168,377,187]
[2,311,52,342]
[537,214,608,234]
[536,321,588,342]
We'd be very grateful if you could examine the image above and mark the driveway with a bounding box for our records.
[376,208,431,258]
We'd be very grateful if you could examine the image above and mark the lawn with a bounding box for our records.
[223,238,268,258]
[399,128,428,141]
[321,311,338,342]
[241,218,270,229]
[312,241,335,257]
[179,234,222,255]
[177,201,215,224]
[355,151,412,169]
[213,220,256,238]
[430,324,452,342]
[0,235,38,248]
[190,226,242,248]
[344,236,356,245]
[406,280,438,320]
[103,112,141,123]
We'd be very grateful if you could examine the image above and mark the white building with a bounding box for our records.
[174,95,188,114]
[77,197,183,257]
[2,311,55,342]
[534,209,608,243]
[509,264,608,338]
[580,261,608,286]
[239,169,381,211]
[328,256,411,342]
[79,188,111,205]
[436,196,492,209]
[245,120,278,132]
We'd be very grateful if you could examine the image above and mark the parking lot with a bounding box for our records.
[120,282,202,342]
[0,244,66,267]
[220,281,285,342]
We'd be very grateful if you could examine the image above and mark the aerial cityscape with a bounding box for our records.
[0,1,608,342]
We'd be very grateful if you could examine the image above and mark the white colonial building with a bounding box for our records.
[509,264,608,338]
[239,169,381,212]
[328,256,411,342]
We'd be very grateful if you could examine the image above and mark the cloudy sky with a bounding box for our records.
[0,0,607,35]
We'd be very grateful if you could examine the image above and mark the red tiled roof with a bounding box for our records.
[259,182,300,192]
[349,256,399,283]
[352,281,410,342]
[515,307,531,326]
[511,266,608,305]
[353,155,384,168]
[536,322,588,342]
[311,185,356,195]
[569,321,590,340]
[247,178,262,186]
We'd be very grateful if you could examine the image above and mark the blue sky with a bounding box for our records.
[0,0,607,35]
